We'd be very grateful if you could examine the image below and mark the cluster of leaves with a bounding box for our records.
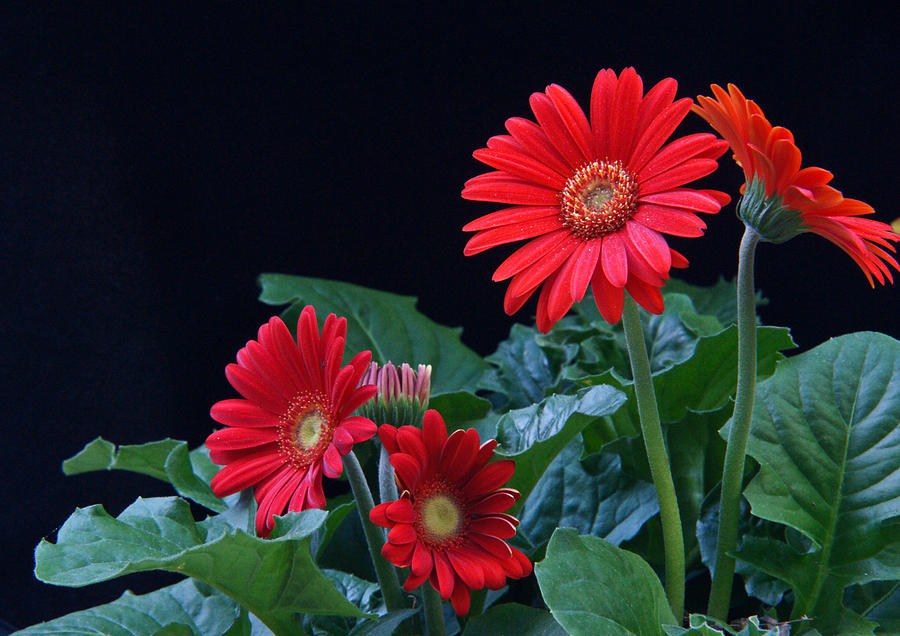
[20,275,900,635]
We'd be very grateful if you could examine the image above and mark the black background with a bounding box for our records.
[2,1,898,628]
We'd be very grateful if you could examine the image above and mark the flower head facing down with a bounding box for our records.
[206,306,377,536]
[462,67,730,330]
[370,410,532,615]
[693,83,899,284]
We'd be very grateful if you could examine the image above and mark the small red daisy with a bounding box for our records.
[206,306,377,536]
[370,410,532,615]
[462,67,731,331]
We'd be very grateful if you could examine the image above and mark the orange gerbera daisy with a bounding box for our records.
[693,83,899,285]
[206,306,377,536]
[462,67,730,330]
[370,410,532,615]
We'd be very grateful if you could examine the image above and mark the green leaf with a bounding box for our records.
[257,274,488,395]
[696,501,790,607]
[480,323,577,409]
[35,499,367,634]
[585,325,794,427]
[14,578,243,635]
[667,406,730,566]
[845,581,900,634]
[63,438,226,512]
[663,276,767,327]
[462,603,567,636]
[495,385,627,505]
[428,391,492,431]
[481,290,722,411]
[741,332,900,618]
[519,437,658,548]
[347,610,420,636]
[535,528,676,636]
[304,570,382,636]
[662,614,788,636]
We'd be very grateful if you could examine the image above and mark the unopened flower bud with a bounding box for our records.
[357,361,432,427]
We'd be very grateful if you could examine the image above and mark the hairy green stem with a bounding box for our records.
[621,295,685,621]
[379,443,399,504]
[707,227,761,620]
[423,584,448,636]
[344,450,406,612]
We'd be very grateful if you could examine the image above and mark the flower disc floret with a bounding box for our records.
[206,306,378,537]
[370,410,532,615]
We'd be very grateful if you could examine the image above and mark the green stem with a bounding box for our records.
[621,295,685,622]
[344,450,406,612]
[379,443,399,504]
[707,227,761,620]
[423,583,448,636]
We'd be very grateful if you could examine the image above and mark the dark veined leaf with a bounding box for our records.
[736,333,900,629]
[346,609,420,636]
[479,323,584,410]
[696,496,790,607]
[583,324,794,428]
[535,528,676,636]
[62,437,226,512]
[662,614,787,635]
[13,579,244,636]
[34,500,367,635]
[494,385,627,506]
[462,603,567,636]
[845,580,900,635]
[257,274,488,395]
[303,570,382,636]
[480,288,726,411]
[519,437,658,548]
[667,406,730,568]
[663,276,767,327]
[428,390,493,435]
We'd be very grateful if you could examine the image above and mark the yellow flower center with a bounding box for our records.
[296,411,326,450]
[559,160,638,239]
[276,391,335,469]
[421,494,462,540]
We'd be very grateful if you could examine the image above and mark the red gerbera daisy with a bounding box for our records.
[462,67,730,331]
[693,83,899,284]
[370,410,532,615]
[206,306,378,537]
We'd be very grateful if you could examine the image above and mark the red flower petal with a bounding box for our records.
[370,502,391,527]
[470,516,517,539]
[422,410,448,462]
[492,229,570,282]
[505,117,572,175]
[600,231,628,287]
[205,427,280,451]
[390,452,422,489]
[464,460,515,495]
[591,266,625,324]
[463,216,564,256]
[322,444,343,479]
[462,205,560,232]
[433,551,457,599]
[388,524,417,545]
[625,221,671,275]
[411,541,433,577]
[608,67,643,161]
[210,399,279,428]
[450,582,472,616]
[386,498,417,524]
